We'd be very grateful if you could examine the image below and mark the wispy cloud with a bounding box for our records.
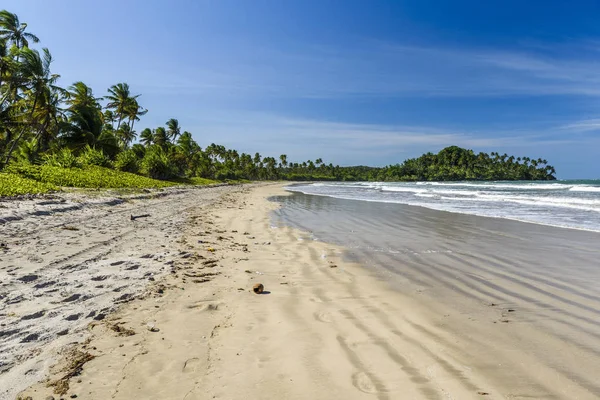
[559,118,600,133]
[132,39,600,99]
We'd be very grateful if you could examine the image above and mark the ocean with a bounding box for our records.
[286,180,600,232]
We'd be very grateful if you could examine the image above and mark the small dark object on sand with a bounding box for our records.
[253,283,264,294]
[130,214,151,221]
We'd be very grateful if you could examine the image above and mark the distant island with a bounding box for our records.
[0,10,555,196]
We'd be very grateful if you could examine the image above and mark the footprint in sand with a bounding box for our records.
[313,311,333,323]
[351,371,379,394]
[183,357,201,373]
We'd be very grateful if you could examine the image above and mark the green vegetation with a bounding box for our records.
[0,10,556,196]
[0,172,57,196]
[377,146,556,181]
[6,164,176,189]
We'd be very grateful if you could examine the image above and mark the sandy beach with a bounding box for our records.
[6,184,600,399]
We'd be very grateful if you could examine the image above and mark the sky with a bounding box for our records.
[4,0,600,178]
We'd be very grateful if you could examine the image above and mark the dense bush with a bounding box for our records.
[141,147,176,179]
[43,148,80,168]
[114,149,140,173]
[77,145,112,168]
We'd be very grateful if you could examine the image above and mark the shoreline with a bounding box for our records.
[286,180,600,234]
[11,184,600,399]
[287,187,600,234]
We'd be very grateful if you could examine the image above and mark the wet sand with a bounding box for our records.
[273,191,600,398]
[10,184,600,399]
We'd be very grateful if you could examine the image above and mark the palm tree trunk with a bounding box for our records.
[3,91,39,167]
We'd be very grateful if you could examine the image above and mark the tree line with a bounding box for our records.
[0,10,556,183]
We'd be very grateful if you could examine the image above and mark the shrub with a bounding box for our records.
[43,148,80,168]
[215,169,237,181]
[77,145,112,168]
[114,149,140,173]
[141,147,176,180]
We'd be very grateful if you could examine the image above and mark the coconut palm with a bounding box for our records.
[105,83,138,129]
[103,110,115,129]
[166,118,181,141]
[34,84,66,151]
[116,123,136,147]
[66,81,101,109]
[61,95,104,151]
[139,128,153,146]
[3,47,61,166]
[0,10,39,49]
[177,131,199,154]
[126,97,147,133]
[153,127,169,149]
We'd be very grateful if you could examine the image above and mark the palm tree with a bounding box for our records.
[139,128,153,146]
[166,118,181,141]
[117,123,136,147]
[0,10,39,49]
[103,110,115,129]
[0,37,14,89]
[34,84,66,151]
[66,81,101,109]
[279,154,287,169]
[105,83,138,129]
[153,126,169,149]
[125,97,146,132]
[0,38,19,149]
[3,47,60,166]
[177,131,199,155]
[61,95,104,151]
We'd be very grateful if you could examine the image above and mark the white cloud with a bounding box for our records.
[559,119,600,133]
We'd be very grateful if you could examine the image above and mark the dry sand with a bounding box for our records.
[6,184,598,399]
[0,184,243,400]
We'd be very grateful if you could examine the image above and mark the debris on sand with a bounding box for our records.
[253,283,264,294]
[108,323,136,336]
[47,350,95,395]
[130,213,151,221]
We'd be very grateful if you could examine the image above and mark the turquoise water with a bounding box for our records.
[287,180,600,232]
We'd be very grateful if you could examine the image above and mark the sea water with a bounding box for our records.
[287,180,600,232]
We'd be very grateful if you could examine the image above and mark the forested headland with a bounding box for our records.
[0,10,555,196]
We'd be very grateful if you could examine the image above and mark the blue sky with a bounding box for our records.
[5,0,600,178]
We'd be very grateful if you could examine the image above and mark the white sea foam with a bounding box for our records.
[569,186,600,193]
[415,182,572,190]
[286,180,600,232]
